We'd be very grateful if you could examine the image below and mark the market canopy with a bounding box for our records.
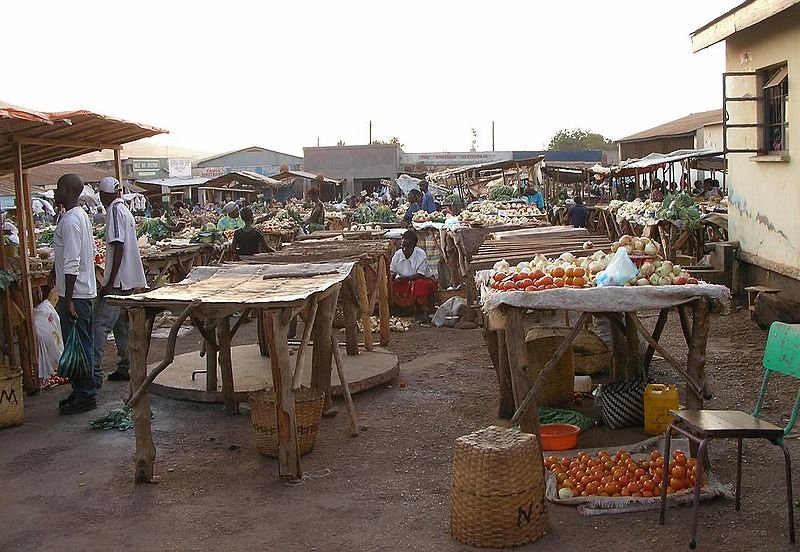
[204,171,286,189]
[596,148,724,177]
[0,162,112,196]
[269,170,340,186]
[0,102,167,172]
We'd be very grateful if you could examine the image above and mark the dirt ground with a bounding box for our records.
[2,298,799,552]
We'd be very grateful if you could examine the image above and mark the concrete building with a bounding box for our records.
[692,0,800,298]
[616,110,724,161]
[303,144,401,197]
[195,146,303,178]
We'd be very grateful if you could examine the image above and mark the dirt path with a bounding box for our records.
[2,303,798,551]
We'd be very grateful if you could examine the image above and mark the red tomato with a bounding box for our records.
[524,285,537,292]
[554,277,566,288]
[502,281,516,291]
[530,269,545,280]
[493,272,506,282]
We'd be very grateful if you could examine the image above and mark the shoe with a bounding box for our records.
[59,397,97,415]
[107,371,130,381]
[59,392,76,408]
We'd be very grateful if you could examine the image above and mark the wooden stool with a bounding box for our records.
[745,285,780,320]
[450,426,548,548]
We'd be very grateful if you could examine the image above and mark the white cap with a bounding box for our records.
[99,176,121,194]
[223,201,238,214]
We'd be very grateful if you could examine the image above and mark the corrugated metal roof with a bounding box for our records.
[195,146,303,166]
[617,110,723,143]
[0,103,167,172]
[204,171,287,188]
[0,162,112,196]
[136,177,209,187]
[270,170,341,185]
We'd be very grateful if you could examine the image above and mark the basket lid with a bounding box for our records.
[455,425,535,451]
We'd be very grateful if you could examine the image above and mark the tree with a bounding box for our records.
[548,128,616,151]
[336,139,346,146]
[371,137,404,147]
[470,128,478,152]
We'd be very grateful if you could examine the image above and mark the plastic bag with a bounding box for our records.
[595,248,638,287]
[432,296,466,327]
[58,322,91,380]
[33,300,63,379]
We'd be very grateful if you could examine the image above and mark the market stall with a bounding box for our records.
[110,261,354,482]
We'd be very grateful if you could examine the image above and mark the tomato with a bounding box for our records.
[627,482,641,494]
[671,466,687,479]
[493,272,506,282]
[674,453,688,467]
[524,285,537,292]
[650,451,662,461]
[537,275,554,286]
[641,490,654,498]
[642,480,656,493]
[545,284,558,290]
[669,477,684,491]
[573,267,586,277]
[554,277,565,288]
[572,276,586,287]
[605,482,620,495]
[633,468,646,478]
[618,475,629,486]
[502,281,516,291]
[565,266,575,277]
[530,269,545,280]
[552,266,566,278]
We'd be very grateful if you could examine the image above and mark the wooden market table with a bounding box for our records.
[481,284,731,440]
[140,244,216,286]
[109,261,354,482]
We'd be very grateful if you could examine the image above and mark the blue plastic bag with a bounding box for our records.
[595,248,638,287]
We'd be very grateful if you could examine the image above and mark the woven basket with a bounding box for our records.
[450,426,548,548]
[0,365,24,429]
[249,387,324,458]
[525,329,575,406]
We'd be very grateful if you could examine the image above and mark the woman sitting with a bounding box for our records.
[390,230,438,321]
[304,187,326,233]
[231,207,274,260]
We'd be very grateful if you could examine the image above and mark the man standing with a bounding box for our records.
[94,177,147,383]
[419,181,436,213]
[54,174,97,414]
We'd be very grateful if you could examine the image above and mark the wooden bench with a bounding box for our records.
[745,285,781,320]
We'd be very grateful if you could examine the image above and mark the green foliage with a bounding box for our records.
[0,269,15,291]
[352,205,375,224]
[373,205,397,223]
[444,194,462,206]
[656,192,701,226]
[371,137,404,148]
[548,128,616,151]
[488,185,516,202]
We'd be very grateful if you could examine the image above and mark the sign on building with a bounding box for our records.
[197,166,227,178]
[401,151,512,167]
[168,158,192,178]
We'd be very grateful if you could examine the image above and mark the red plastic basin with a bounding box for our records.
[539,423,581,451]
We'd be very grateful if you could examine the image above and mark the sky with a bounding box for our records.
[2,0,738,157]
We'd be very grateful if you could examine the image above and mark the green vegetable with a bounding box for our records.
[90,406,137,431]
[352,205,376,224]
[656,193,701,227]
[373,205,397,223]
[488,185,516,202]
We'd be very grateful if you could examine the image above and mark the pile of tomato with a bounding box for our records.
[545,449,706,498]
[490,266,588,292]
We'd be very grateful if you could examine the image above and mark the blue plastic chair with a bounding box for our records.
[659,322,800,549]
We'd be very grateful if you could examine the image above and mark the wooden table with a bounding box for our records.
[481,284,731,448]
[110,261,354,482]
[141,245,210,286]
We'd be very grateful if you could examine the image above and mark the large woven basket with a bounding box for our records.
[525,329,575,406]
[450,426,548,548]
[249,387,324,458]
[0,365,24,429]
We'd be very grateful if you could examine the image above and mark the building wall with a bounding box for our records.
[303,144,400,196]
[701,123,724,150]
[618,136,695,161]
[724,6,800,287]
[196,148,303,176]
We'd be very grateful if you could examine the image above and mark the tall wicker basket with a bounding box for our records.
[249,387,324,458]
[0,365,24,429]
[525,328,576,406]
[450,426,548,548]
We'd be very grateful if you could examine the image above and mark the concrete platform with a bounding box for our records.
[150,343,399,403]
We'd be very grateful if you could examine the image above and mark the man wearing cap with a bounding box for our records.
[217,201,245,232]
[94,176,147,383]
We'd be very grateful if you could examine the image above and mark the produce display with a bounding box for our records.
[656,192,701,227]
[412,210,447,224]
[344,224,385,232]
[546,448,707,499]
[487,184,517,202]
[357,315,412,333]
[486,234,699,292]
[608,198,660,226]
[353,204,398,225]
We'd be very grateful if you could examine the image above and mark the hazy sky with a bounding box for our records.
[3,1,736,157]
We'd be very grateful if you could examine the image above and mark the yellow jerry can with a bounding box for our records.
[644,384,679,435]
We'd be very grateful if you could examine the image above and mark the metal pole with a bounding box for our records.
[492,121,495,151]
[369,120,372,145]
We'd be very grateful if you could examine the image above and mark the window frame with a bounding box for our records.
[762,63,789,154]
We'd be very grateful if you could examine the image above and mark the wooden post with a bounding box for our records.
[331,334,359,436]
[216,316,238,415]
[494,329,516,419]
[606,313,627,382]
[624,312,644,379]
[644,308,670,370]
[129,307,156,483]
[342,280,360,356]
[354,265,373,351]
[687,299,711,409]
[113,148,124,184]
[504,308,538,434]
[377,260,390,346]
[311,286,340,413]
[12,142,37,394]
[264,309,301,479]
[204,318,218,393]
[21,172,36,257]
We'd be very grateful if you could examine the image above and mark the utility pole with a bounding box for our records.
[369,120,372,144]
[492,121,495,151]
[317,136,320,147]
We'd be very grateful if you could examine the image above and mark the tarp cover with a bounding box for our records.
[481,282,731,313]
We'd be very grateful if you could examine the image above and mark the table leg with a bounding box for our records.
[205,318,218,393]
[377,261,391,346]
[659,424,674,525]
[129,307,156,483]
[264,309,301,479]
[355,265,373,351]
[312,286,340,413]
[484,328,514,419]
[504,308,538,434]
[216,316,238,415]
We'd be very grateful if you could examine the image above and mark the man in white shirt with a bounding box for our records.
[389,230,438,321]
[54,174,98,414]
[94,177,147,383]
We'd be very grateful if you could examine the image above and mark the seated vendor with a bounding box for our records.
[304,187,326,233]
[390,230,438,321]
[217,201,245,232]
[567,196,589,228]
[402,189,422,226]
[231,207,274,260]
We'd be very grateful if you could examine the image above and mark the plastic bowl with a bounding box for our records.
[539,423,581,451]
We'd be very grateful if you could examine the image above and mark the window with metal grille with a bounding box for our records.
[763,65,788,152]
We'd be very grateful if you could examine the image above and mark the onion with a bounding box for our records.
[640,261,655,277]
[625,244,634,255]
[649,274,660,286]
[634,239,644,251]
[589,261,603,274]
[644,242,658,256]
[493,260,510,272]
[619,235,633,246]
[611,242,619,253]
[559,252,576,263]
[636,278,651,286]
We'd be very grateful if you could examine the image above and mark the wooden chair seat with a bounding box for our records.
[671,409,784,440]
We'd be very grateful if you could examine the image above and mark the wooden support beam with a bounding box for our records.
[687,299,712,405]
[354,265,373,351]
[331,334,359,436]
[377,260,390,346]
[12,135,123,151]
[644,308,670,369]
[311,285,340,413]
[264,309,301,479]
[113,148,124,183]
[129,307,156,483]
[21,172,36,257]
[216,316,238,415]
[291,296,319,389]
[342,276,360,356]
[504,308,538,434]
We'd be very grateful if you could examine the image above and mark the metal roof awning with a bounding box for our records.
[0,104,167,172]
[269,170,341,185]
[614,148,723,173]
[204,171,287,188]
[198,186,260,193]
[136,177,210,187]
[764,66,788,88]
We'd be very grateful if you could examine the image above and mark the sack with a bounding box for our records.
[33,301,63,379]
[598,379,646,429]
[596,248,638,287]
[58,323,91,380]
